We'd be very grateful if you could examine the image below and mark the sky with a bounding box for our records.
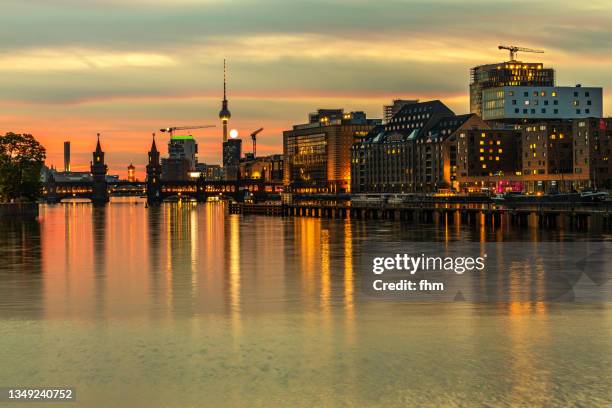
[1,0,611,178]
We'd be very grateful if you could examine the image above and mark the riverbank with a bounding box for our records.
[0,202,39,218]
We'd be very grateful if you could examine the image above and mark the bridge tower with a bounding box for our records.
[90,134,109,204]
[146,134,162,204]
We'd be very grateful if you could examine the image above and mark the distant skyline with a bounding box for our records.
[1,0,611,177]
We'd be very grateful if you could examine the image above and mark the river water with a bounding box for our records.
[1,199,611,407]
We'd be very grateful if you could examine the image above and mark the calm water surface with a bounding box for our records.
[1,199,611,407]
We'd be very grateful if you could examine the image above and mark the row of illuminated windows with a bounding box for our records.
[390,113,430,123]
[508,90,560,97]
[513,108,591,115]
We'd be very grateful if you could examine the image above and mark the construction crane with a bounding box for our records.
[498,45,544,61]
[159,125,215,137]
[250,128,263,158]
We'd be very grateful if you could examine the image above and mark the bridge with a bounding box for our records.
[44,180,147,203]
[42,136,282,204]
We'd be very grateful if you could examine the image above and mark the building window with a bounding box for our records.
[577,109,581,114]
[574,91,578,97]
[551,91,557,97]
[585,92,590,97]
[544,100,549,105]
[586,109,590,114]
[523,92,529,97]
[512,100,517,105]
[542,108,546,114]
[553,100,558,105]
[554,109,558,114]
[523,109,528,114]
[524,100,530,105]
[515,108,520,113]
[587,100,592,105]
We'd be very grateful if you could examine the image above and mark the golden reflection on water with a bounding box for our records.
[165,203,173,312]
[4,201,612,406]
[190,204,198,299]
[507,299,551,406]
[228,213,241,337]
[320,228,330,312]
[343,218,355,342]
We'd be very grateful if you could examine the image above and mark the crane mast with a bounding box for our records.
[250,128,263,158]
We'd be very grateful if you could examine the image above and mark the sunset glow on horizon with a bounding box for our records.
[1,0,610,178]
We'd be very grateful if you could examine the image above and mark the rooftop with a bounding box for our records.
[171,134,194,140]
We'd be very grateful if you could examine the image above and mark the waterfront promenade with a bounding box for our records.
[230,198,612,230]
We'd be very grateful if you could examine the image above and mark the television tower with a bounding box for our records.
[218,59,231,143]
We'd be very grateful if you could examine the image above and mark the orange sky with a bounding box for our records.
[1,0,610,178]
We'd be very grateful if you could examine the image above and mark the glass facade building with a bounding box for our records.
[470,61,555,117]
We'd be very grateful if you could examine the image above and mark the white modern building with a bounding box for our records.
[481,85,602,121]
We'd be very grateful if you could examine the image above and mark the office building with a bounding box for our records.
[192,163,224,181]
[223,138,242,180]
[482,85,602,121]
[351,101,486,193]
[161,158,190,181]
[383,99,419,123]
[168,135,198,170]
[63,141,70,172]
[240,154,284,182]
[159,134,199,181]
[522,121,574,179]
[470,60,555,117]
[573,118,612,189]
[284,109,380,193]
[444,127,523,192]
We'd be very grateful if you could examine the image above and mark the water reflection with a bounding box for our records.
[0,219,42,318]
[227,213,241,337]
[1,203,611,406]
[92,205,107,318]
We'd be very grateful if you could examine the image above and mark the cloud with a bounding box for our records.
[0,0,610,175]
[0,48,176,71]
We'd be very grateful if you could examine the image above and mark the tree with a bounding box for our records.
[0,133,46,202]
